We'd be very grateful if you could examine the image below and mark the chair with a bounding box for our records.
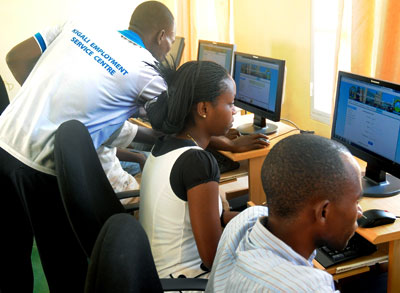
[85,213,163,293]
[54,120,207,291]
[54,119,139,257]
[0,75,10,114]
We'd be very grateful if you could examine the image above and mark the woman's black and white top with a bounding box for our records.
[139,136,222,278]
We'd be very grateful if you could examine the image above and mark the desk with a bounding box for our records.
[219,115,298,205]
[243,153,400,292]
[358,194,400,293]
[132,116,298,204]
[313,194,400,293]
[129,117,150,128]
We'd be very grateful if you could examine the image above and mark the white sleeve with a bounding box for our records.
[103,121,138,148]
[137,71,167,104]
[34,21,68,53]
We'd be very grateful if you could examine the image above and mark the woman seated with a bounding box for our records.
[139,61,241,279]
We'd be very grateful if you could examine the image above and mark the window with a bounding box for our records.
[310,0,351,124]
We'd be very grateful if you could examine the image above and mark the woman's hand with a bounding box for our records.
[224,128,241,140]
[230,133,270,152]
[209,132,270,153]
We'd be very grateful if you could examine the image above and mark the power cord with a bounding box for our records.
[269,118,315,141]
[280,118,315,135]
[269,128,299,141]
[280,118,300,130]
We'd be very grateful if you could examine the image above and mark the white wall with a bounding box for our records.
[1,0,143,100]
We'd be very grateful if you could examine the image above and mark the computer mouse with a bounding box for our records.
[258,138,270,144]
[357,209,396,228]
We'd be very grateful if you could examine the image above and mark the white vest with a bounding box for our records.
[140,145,222,278]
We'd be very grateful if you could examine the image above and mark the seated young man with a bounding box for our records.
[97,120,156,196]
[97,121,142,193]
[206,134,363,292]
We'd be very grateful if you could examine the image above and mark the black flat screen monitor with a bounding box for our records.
[197,40,236,75]
[332,71,400,197]
[163,36,185,67]
[233,52,286,135]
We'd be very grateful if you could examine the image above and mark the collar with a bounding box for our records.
[249,217,316,267]
[152,135,198,156]
[118,30,146,48]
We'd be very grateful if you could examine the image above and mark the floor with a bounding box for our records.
[32,240,49,293]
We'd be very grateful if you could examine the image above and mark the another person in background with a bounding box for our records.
[207,134,363,292]
[140,61,241,279]
[97,120,150,194]
[0,1,175,292]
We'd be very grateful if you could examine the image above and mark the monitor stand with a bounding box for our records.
[362,164,400,197]
[236,115,278,135]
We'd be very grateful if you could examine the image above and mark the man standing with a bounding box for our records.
[207,134,363,292]
[0,2,175,292]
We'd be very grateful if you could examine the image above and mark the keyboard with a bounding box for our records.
[206,148,240,174]
[315,233,377,268]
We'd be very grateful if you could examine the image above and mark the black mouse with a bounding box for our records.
[357,209,396,228]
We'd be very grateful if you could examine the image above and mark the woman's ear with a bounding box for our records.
[196,101,209,118]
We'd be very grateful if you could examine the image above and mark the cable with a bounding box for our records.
[280,118,315,135]
[280,118,300,130]
[300,130,315,134]
[269,128,300,141]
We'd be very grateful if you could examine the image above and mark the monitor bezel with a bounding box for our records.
[233,52,286,123]
[197,40,236,75]
[164,36,185,67]
[331,70,400,180]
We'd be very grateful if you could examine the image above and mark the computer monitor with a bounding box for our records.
[197,40,236,74]
[163,36,185,67]
[233,52,286,135]
[331,71,400,197]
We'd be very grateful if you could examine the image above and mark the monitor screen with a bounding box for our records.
[197,40,236,74]
[233,52,286,135]
[163,36,185,68]
[331,71,400,197]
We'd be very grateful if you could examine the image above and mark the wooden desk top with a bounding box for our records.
[131,115,299,162]
[220,120,299,161]
[129,117,151,128]
[358,194,400,244]
[313,243,388,278]
[314,188,400,283]
[354,158,400,244]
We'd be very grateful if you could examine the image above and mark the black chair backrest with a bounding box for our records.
[85,213,163,293]
[0,75,10,114]
[55,120,208,292]
[54,120,126,257]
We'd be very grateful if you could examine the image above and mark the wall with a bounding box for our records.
[0,0,143,100]
[2,0,332,137]
[233,0,331,137]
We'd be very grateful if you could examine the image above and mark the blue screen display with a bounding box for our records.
[334,75,400,163]
[233,55,281,112]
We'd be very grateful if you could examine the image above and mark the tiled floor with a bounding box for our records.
[31,240,49,293]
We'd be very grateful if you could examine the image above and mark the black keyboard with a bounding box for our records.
[315,233,377,268]
[206,148,240,174]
